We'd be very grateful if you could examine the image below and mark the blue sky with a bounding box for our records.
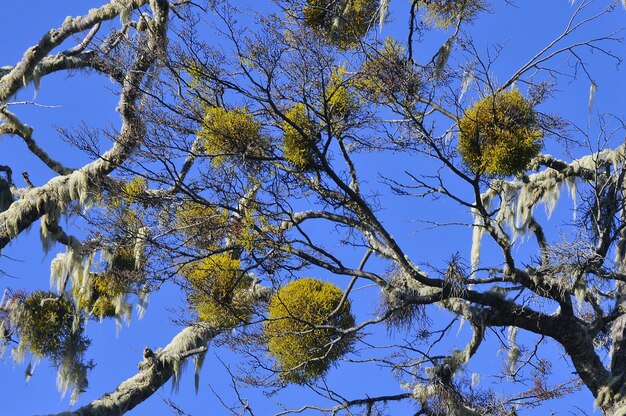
[0,1,624,415]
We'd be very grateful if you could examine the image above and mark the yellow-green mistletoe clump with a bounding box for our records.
[265,278,355,384]
[458,89,543,177]
[182,254,255,329]
[422,0,486,28]
[19,292,77,358]
[282,103,317,170]
[303,0,378,48]
[325,65,355,120]
[199,106,264,165]
[174,201,229,249]
[76,273,130,319]
[355,38,421,104]
[74,247,136,319]
[121,176,147,204]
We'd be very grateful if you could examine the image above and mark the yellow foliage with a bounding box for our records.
[282,104,317,170]
[355,38,420,104]
[20,292,76,358]
[75,272,130,319]
[175,201,229,249]
[121,176,147,203]
[422,0,485,28]
[303,0,378,49]
[182,254,254,328]
[199,106,264,166]
[325,65,355,120]
[458,89,543,176]
[109,246,137,272]
[265,278,355,384]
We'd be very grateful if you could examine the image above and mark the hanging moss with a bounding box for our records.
[182,254,255,329]
[422,0,486,28]
[282,103,317,170]
[303,0,379,49]
[265,278,355,384]
[458,89,543,177]
[19,292,82,358]
[199,106,264,166]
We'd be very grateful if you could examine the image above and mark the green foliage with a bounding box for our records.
[199,106,264,166]
[422,0,486,28]
[19,292,86,360]
[182,254,255,329]
[458,89,543,176]
[303,0,379,48]
[282,103,317,170]
[265,278,355,384]
[174,201,229,250]
[355,38,421,104]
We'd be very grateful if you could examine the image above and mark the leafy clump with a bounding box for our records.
[265,278,355,384]
[182,254,255,329]
[325,65,355,120]
[458,89,543,176]
[174,201,229,250]
[75,247,136,319]
[19,292,85,359]
[121,176,147,203]
[76,273,130,319]
[303,0,378,48]
[199,106,264,165]
[282,103,317,170]
[109,246,137,272]
[355,38,421,104]
[422,0,486,28]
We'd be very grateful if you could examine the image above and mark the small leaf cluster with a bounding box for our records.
[175,201,229,250]
[265,278,355,384]
[422,0,486,28]
[19,291,87,360]
[282,103,317,170]
[325,65,356,123]
[75,248,136,319]
[182,254,255,329]
[121,176,147,204]
[303,0,379,48]
[199,106,264,166]
[355,38,421,104]
[458,89,543,177]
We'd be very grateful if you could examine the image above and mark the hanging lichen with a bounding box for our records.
[303,0,379,48]
[182,254,255,329]
[458,88,543,177]
[282,103,317,169]
[265,278,355,384]
[199,106,264,166]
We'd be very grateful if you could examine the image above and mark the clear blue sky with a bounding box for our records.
[0,1,624,415]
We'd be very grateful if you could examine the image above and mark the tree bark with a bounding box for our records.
[55,325,216,416]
